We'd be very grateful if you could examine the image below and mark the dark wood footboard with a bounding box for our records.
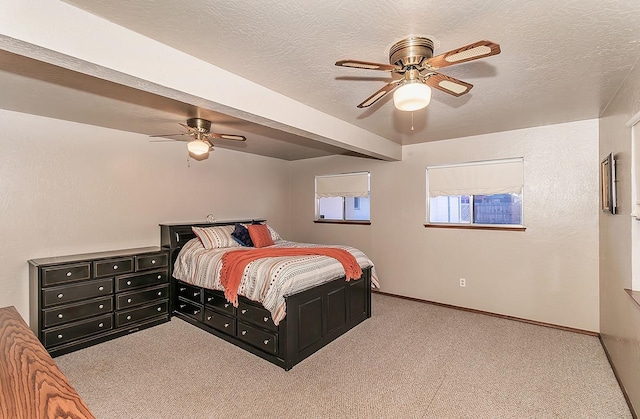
[160,221,372,370]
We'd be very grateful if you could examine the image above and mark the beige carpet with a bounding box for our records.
[56,293,631,418]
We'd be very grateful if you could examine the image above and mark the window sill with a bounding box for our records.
[423,223,526,232]
[625,289,640,309]
[314,220,371,225]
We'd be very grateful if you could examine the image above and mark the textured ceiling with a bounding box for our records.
[62,0,640,146]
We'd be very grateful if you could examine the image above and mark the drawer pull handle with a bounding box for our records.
[126,281,132,286]
[224,323,230,328]
[207,316,212,321]
[263,339,270,345]
[57,293,64,299]
[57,334,63,339]
[98,286,104,291]
[241,330,247,335]
[180,304,186,309]
[99,304,104,309]
[241,309,248,314]
[127,298,132,303]
[157,275,162,280]
[66,272,72,277]
[263,317,269,323]
[98,322,104,327]
[126,315,132,320]
[157,307,162,312]
[180,287,186,292]
[113,265,118,270]
[151,259,156,264]
[157,291,162,296]
[57,314,63,319]
[193,309,200,315]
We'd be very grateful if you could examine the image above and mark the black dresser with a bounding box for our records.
[29,247,170,357]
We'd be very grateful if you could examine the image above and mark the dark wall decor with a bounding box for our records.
[601,153,617,214]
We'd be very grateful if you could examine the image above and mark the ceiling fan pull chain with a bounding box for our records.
[411,112,414,131]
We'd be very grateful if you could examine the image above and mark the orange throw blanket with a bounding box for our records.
[220,247,363,306]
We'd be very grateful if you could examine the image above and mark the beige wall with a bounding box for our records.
[599,61,640,412]
[289,119,600,331]
[0,109,291,322]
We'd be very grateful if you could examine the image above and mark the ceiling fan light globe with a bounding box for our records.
[393,82,432,111]
[187,139,210,155]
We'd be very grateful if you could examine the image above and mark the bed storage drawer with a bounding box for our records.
[117,285,168,310]
[136,253,168,271]
[116,301,168,327]
[204,289,235,314]
[42,263,91,286]
[177,282,203,304]
[43,279,113,307]
[44,314,113,347]
[237,321,278,354]
[237,301,277,331]
[204,308,236,336]
[94,257,133,278]
[176,298,203,321]
[116,270,168,292]
[43,296,113,327]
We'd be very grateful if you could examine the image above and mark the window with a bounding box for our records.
[315,172,370,222]
[426,158,524,228]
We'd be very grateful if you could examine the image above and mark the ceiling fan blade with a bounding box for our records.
[357,81,401,108]
[425,73,474,97]
[212,133,247,142]
[149,133,190,138]
[426,40,501,69]
[335,59,398,72]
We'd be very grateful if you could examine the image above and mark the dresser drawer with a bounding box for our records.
[203,289,234,314]
[176,298,203,321]
[116,270,168,292]
[204,308,235,336]
[116,301,168,327]
[116,285,169,310]
[237,321,278,354]
[94,257,133,278]
[136,253,168,271]
[42,263,91,286]
[177,282,203,304]
[237,301,277,331]
[43,296,113,327]
[44,314,112,347]
[43,279,113,307]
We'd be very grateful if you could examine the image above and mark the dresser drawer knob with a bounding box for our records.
[180,287,186,292]
[224,303,230,308]
[263,339,270,345]
[57,334,63,339]
[66,272,72,277]
[193,291,200,297]
[126,281,132,286]
[207,316,212,321]
[57,293,64,299]
[241,330,247,335]
[180,304,186,309]
[151,259,156,264]
[263,317,269,323]
[157,291,162,296]
[126,315,132,320]
[241,309,248,314]
[193,309,200,315]
[224,323,230,328]
[113,265,118,270]
[57,314,63,319]
[99,304,104,309]
[157,307,162,312]
[98,322,104,328]
[157,275,162,280]
[127,298,132,303]
[207,297,213,302]
[98,286,104,291]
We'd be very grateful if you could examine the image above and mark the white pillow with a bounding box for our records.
[192,225,241,249]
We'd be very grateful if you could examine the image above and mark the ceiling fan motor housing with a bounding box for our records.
[187,117,212,133]
[389,37,434,67]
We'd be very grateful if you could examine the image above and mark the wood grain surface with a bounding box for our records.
[0,306,94,419]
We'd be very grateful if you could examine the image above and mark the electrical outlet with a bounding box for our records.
[459,278,466,287]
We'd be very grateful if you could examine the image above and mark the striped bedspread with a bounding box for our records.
[172,239,379,325]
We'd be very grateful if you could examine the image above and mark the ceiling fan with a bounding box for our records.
[335,37,501,111]
[151,118,246,156]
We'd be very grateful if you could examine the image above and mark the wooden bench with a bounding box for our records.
[0,305,93,418]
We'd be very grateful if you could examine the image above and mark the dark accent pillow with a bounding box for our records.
[231,223,254,247]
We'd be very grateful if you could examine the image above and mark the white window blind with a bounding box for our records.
[316,172,369,198]
[427,158,523,197]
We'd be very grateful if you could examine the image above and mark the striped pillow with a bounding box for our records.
[192,225,241,249]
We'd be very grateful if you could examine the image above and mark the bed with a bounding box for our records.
[160,220,377,370]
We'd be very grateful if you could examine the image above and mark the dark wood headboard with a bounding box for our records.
[159,220,266,250]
